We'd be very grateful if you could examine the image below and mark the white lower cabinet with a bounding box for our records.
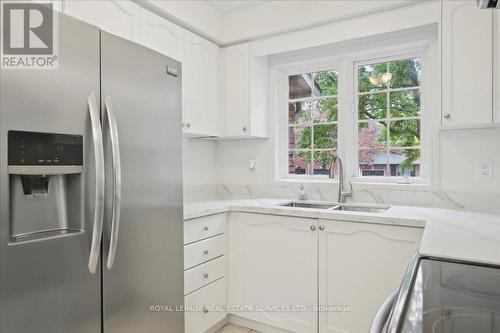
[184,214,228,333]
[228,213,318,333]
[318,220,423,333]
[185,278,227,333]
[227,212,423,333]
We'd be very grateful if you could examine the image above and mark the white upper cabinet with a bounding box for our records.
[222,43,268,138]
[181,30,220,137]
[139,9,184,61]
[64,0,141,42]
[495,10,500,123]
[318,220,422,333]
[442,1,493,127]
[228,213,318,333]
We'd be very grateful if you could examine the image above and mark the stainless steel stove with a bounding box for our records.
[371,256,500,333]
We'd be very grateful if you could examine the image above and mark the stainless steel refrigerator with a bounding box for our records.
[0,13,184,333]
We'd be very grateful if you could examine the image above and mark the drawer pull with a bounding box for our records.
[203,273,209,279]
[203,226,209,231]
[203,250,209,255]
[203,306,209,314]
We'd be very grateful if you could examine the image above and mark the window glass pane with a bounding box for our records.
[389,58,421,89]
[289,151,311,175]
[289,70,338,99]
[313,124,337,149]
[389,120,420,147]
[288,101,311,126]
[289,126,310,150]
[313,150,336,175]
[313,98,338,123]
[357,56,423,179]
[358,93,387,120]
[390,89,421,118]
[358,62,388,92]
[314,70,338,96]
[358,120,386,148]
[358,149,387,177]
[388,149,421,177]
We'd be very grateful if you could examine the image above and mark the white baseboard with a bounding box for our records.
[228,314,294,333]
[205,315,229,333]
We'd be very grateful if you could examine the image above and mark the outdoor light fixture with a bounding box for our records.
[369,72,392,86]
[381,72,393,84]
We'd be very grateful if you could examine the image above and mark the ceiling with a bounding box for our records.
[205,0,266,15]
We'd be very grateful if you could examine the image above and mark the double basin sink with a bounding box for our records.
[279,201,390,214]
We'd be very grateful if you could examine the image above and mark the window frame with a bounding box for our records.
[353,53,426,184]
[273,37,438,187]
[287,70,340,178]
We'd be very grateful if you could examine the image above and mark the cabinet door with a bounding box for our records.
[228,213,318,333]
[442,1,493,126]
[140,9,183,60]
[182,31,219,136]
[495,10,500,123]
[64,0,141,42]
[318,220,422,333]
[224,44,250,137]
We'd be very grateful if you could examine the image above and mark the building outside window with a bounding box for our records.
[288,70,339,176]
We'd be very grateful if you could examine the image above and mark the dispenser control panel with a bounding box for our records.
[8,131,83,166]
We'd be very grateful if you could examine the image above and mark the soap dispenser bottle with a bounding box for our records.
[298,182,309,200]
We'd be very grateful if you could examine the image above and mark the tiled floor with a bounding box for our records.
[215,324,261,333]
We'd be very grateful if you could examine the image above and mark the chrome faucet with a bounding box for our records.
[329,155,353,203]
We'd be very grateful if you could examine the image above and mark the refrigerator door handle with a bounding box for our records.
[105,95,122,270]
[88,92,105,274]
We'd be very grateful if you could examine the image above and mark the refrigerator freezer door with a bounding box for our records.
[100,32,184,333]
[0,14,101,333]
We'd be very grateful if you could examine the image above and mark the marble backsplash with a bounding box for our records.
[184,182,500,211]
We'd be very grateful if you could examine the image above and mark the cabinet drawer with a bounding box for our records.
[184,214,226,245]
[184,234,226,270]
[185,278,227,333]
[185,256,226,295]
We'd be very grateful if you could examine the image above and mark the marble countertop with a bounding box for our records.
[184,198,500,267]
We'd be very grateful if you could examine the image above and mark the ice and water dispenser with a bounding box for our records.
[8,131,84,243]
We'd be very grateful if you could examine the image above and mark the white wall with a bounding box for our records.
[222,0,425,44]
[183,138,218,200]
[140,0,428,45]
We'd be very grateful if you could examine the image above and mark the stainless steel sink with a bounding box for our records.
[332,205,389,213]
[280,201,337,209]
[279,201,389,213]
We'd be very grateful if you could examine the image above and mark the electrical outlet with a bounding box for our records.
[479,159,493,179]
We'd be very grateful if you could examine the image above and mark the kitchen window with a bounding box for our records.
[356,57,422,178]
[277,36,436,185]
[288,70,339,176]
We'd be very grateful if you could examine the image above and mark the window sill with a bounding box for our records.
[276,177,434,191]
[349,181,434,191]
[276,177,339,184]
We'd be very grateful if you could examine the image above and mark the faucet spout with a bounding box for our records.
[329,155,353,204]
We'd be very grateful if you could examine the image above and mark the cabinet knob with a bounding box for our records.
[242,126,247,132]
[443,113,451,119]
[203,226,209,231]
[203,306,209,314]
[319,225,325,231]
[203,272,209,279]
[203,250,209,255]
[310,225,316,231]
[186,123,191,128]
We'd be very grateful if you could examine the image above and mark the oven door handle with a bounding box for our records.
[370,290,398,333]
